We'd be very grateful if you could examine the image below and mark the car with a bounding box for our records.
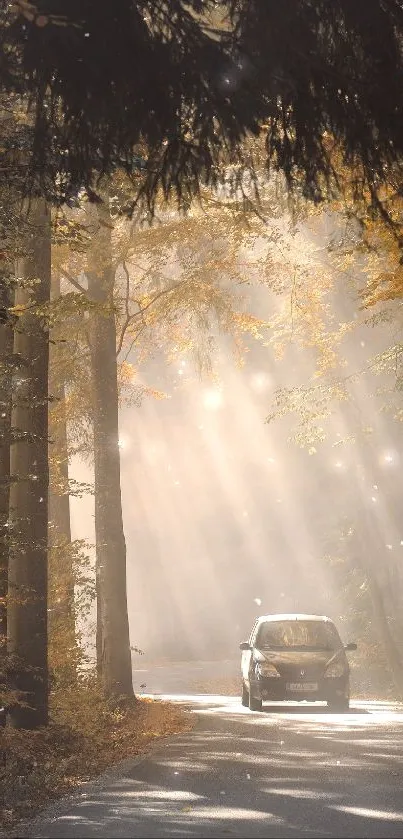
[240,613,357,712]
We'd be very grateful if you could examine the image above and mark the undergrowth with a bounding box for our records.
[0,675,191,833]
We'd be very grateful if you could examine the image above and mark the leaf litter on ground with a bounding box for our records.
[0,679,192,834]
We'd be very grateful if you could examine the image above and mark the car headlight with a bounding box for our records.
[256,662,281,678]
[325,660,346,678]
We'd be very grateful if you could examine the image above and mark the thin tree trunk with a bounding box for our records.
[48,274,75,635]
[49,477,72,543]
[0,278,13,723]
[87,201,133,699]
[96,571,103,680]
[7,199,51,729]
[48,400,72,546]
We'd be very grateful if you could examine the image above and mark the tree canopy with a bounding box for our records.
[2,1,403,217]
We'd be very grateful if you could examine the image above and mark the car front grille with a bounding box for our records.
[275,663,324,681]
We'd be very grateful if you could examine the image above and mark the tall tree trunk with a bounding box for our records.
[96,571,103,680]
[48,396,72,547]
[49,276,75,645]
[87,201,133,699]
[7,199,51,729]
[0,277,13,723]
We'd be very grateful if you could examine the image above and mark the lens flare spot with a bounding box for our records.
[250,372,271,393]
[202,389,223,411]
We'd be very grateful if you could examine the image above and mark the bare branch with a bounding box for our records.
[115,260,132,357]
[115,259,186,357]
[59,268,87,294]
[121,325,148,365]
[133,280,186,319]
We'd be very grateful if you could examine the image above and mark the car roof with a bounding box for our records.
[257,613,333,623]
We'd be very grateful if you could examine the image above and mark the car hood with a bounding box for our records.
[255,647,346,668]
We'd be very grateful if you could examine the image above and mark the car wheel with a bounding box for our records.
[249,692,263,712]
[241,683,249,707]
[327,698,349,712]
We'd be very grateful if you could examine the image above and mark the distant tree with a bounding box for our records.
[52,188,271,697]
[47,272,78,685]
[263,231,403,695]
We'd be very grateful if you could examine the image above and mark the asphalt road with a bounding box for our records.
[22,682,403,839]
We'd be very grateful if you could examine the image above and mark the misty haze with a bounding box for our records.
[2,4,403,838]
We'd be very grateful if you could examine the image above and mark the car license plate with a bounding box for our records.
[286,682,318,692]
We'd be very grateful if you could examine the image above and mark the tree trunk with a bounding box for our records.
[48,274,75,627]
[48,399,72,546]
[96,571,103,680]
[7,199,51,729]
[87,201,133,699]
[0,277,13,723]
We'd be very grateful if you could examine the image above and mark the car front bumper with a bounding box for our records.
[253,675,349,703]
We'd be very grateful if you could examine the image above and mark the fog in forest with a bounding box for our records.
[70,272,403,669]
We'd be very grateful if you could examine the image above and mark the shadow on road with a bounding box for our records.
[28,696,403,839]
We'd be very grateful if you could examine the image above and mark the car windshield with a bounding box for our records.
[256,620,342,651]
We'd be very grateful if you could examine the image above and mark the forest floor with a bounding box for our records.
[0,680,191,834]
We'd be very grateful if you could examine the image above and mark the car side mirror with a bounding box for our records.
[239,641,251,651]
[345,642,357,651]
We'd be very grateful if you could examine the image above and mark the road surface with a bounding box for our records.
[21,677,403,838]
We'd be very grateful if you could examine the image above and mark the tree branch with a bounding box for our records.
[59,268,87,294]
[116,260,132,357]
[132,280,186,319]
[115,261,185,357]
[121,325,148,365]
